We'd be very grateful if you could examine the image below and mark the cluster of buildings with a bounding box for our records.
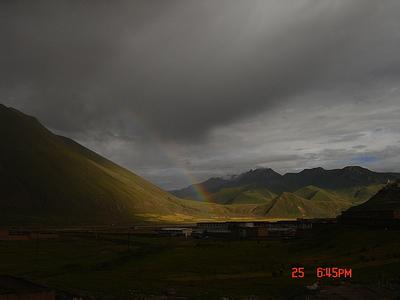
[193,220,315,239]
[155,219,334,239]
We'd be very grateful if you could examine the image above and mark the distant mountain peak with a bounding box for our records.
[233,168,282,185]
[299,167,326,174]
[240,167,280,177]
[342,166,371,173]
[202,177,228,185]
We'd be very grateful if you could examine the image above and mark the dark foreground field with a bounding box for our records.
[1,226,400,299]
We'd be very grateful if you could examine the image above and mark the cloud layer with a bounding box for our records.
[1,1,400,188]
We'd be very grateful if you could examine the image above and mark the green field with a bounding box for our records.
[1,226,399,299]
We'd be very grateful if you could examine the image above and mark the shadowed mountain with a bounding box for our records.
[282,166,399,191]
[344,180,400,212]
[0,104,223,225]
[339,181,400,226]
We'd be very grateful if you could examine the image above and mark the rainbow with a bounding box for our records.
[161,142,216,204]
[125,110,216,204]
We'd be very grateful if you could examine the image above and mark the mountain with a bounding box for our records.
[252,192,351,219]
[2,104,398,224]
[171,167,400,205]
[339,181,400,225]
[212,186,277,205]
[0,104,223,225]
[282,166,398,191]
[294,185,342,202]
[171,177,230,201]
[344,180,400,212]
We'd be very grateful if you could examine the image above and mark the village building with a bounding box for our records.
[237,226,269,238]
[156,227,193,238]
[197,222,231,232]
[195,220,314,239]
[195,222,233,238]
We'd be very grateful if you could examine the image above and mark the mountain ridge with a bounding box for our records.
[171,166,400,203]
[1,104,398,224]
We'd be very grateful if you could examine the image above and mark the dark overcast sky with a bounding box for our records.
[2,0,400,189]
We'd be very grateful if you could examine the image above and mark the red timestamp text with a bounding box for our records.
[291,267,305,278]
[291,267,352,279]
[316,267,352,278]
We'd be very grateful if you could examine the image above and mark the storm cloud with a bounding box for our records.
[1,0,400,188]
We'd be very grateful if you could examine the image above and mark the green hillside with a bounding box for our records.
[232,188,276,204]
[253,192,352,219]
[294,185,340,202]
[172,166,400,205]
[0,104,229,225]
[209,186,276,205]
[249,185,372,219]
[206,183,379,208]
[335,184,384,205]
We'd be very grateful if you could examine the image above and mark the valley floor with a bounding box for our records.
[0,225,399,299]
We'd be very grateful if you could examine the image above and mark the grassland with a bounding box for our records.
[0,226,399,299]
